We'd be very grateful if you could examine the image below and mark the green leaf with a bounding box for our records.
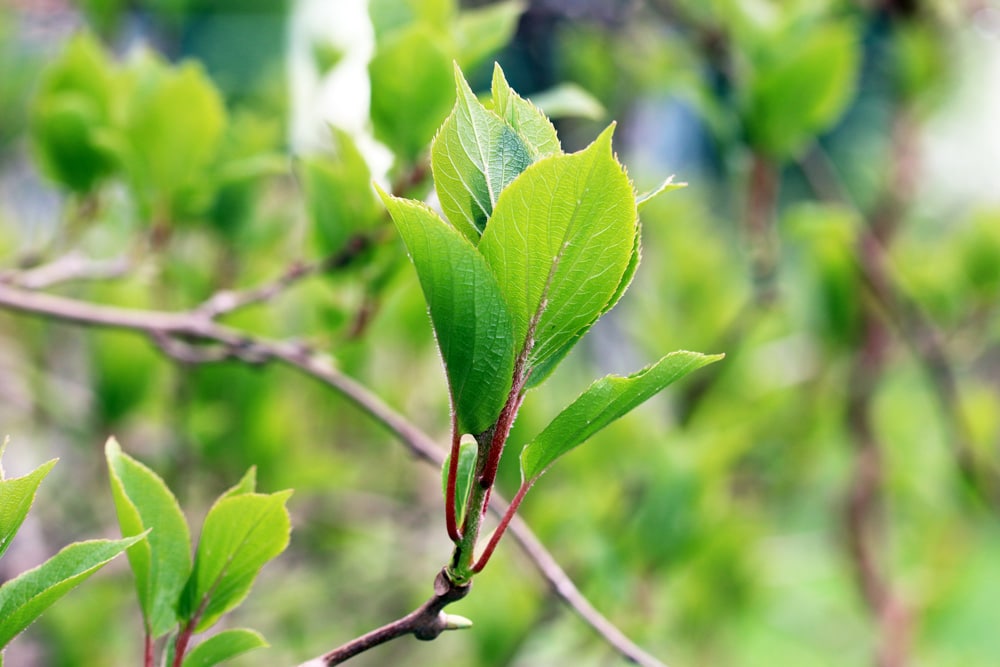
[181,490,292,633]
[106,437,192,638]
[181,628,268,667]
[520,351,724,481]
[369,0,455,41]
[30,33,117,192]
[219,467,257,501]
[369,24,454,161]
[0,441,57,562]
[529,83,606,121]
[301,128,380,257]
[378,187,516,434]
[478,124,637,368]
[431,63,533,242]
[636,176,685,210]
[440,439,477,526]
[744,21,859,159]
[0,535,143,649]
[454,1,525,71]
[488,63,561,159]
[116,51,227,220]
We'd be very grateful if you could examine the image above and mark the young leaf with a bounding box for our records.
[478,124,636,368]
[636,176,685,210]
[488,63,561,159]
[440,439,477,526]
[454,1,525,71]
[180,628,267,667]
[181,490,292,633]
[301,128,380,258]
[369,24,454,161]
[0,535,143,649]
[431,63,532,241]
[378,187,516,435]
[0,447,57,561]
[106,437,192,638]
[520,351,724,481]
[219,466,257,501]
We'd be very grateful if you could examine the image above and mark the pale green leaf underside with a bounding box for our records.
[106,437,192,638]
[440,440,477,526]
[184,491,292,633]
[181,628,268,667]
[0,535,142,649]
[529,83,606,121]
[489,63,561,159]
[479,124,636,367]
[432,63,532,241]
[379,188,516,435]
[0,457,57,561]
[520,351,724,480]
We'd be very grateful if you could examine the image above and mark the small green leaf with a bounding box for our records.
[181,490,292,632]
[301,127,380,258]
[219,467,257,501]
[529,83,606,121]
[431,63,532,241]
[479,124,636,369]
[0,443,57,562]
[181,628,268,667]
[520,351,724,481]
[637,176,685,210]
[0,535,143,649]
[369,24,454,161]
[488,63,561,159]
[378,187,516,435]
[744,21,859,159]
[441,439,477,526]
[454,1,524,71]
[30,33,117,192]
[106,437,192,638]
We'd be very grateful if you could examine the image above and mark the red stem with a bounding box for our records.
[172,620,195,667]
[472,478,534,573]
[445,412,462,542]
[144,632,154,667]
[478,387,525,491]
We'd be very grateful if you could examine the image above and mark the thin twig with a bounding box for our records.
[0,282,668,667]
[0,252,132,289]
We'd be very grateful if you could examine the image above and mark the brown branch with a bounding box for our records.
[799,143,998,505]
[195,234,374,319]
[0,282,669,667]
[297,570,472,666]
[0,252,132,289]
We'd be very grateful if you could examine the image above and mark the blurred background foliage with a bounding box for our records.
[1,0,1000,665]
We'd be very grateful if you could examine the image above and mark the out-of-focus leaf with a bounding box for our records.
[106,438,192,638]
[301,127,380,258]
[0,536,143,649]
[529,82,606,121]
[30,33,117,192]
[369,0,455,41]
[744,21,860,159]
[454,1,524,71]
[369,24,454,161]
